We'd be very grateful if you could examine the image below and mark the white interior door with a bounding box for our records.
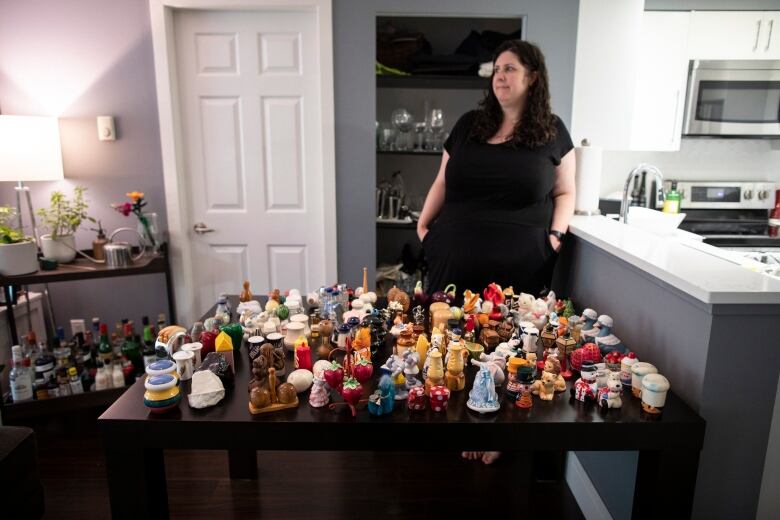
[172,8,333,313]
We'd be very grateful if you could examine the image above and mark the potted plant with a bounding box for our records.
[0,206,38,276]
[37,186,94,263]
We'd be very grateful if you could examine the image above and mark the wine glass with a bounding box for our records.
[429,109,444,151]
[391,109,414,151]
[429,109,444,131]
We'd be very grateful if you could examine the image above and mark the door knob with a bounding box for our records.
[193,222,215,234]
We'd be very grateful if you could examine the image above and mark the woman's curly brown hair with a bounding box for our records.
[470,40,557,149]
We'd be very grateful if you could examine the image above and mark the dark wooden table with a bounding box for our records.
[99,298,705,520]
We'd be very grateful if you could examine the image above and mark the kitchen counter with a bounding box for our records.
[556,216,780,520]
[567,215,780,305]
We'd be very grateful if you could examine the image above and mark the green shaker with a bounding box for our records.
[219,322,244,350]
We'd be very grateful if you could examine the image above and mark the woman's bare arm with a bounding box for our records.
[549,148,576,251]
[416,151,449,241]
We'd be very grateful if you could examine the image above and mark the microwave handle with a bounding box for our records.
[755,19,762,51]
[766,20,774,52]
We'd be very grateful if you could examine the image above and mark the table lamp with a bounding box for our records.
[0,115,65,246]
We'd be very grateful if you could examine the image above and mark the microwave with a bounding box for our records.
[683,60,780,137]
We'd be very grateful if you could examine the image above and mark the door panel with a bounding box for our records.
[200,96,245,209]
[262,96,304,210]
[259,33,301,74]
[268,244,308,291]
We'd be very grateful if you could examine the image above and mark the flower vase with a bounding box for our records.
[137,212,161,253]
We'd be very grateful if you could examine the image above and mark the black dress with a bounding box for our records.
[423,110,574,297]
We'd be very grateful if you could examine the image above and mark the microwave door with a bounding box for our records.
[684,67,780,136]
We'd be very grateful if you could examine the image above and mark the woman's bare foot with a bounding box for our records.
[481,451,501,465]
[462,451,484,461]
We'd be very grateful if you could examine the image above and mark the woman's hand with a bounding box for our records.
[549,234,561,253]
[418,227,429,242]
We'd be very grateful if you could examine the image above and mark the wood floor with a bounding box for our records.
[17,409,584,519]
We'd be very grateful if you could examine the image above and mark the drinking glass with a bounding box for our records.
[378,123,396,151]
[429,109,444,132]
[392,109,414,151]
[429,109,445,151]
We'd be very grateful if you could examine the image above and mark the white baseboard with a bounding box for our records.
[565,452,614,520]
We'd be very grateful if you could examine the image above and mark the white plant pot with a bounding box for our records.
[40,234,77,263]
[0,241,38,276]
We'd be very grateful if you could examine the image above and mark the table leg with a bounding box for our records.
[105,445,168,519]
[533,449,566,482]
[228,448,258,480]
[632,449,699,519]
[515,450,535,510]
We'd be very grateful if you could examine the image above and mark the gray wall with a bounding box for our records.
[334,0,580,288]
[554,236,780,519]
[0,0,170,333]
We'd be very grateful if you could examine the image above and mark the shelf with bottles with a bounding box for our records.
[1,242,175,350]
[2,313,171,421]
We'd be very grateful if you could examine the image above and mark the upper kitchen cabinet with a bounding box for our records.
[688,11,780,59]
[571,0,644,150]
[630,11,691,151]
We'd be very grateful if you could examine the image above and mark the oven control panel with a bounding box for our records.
[663,181,776,209]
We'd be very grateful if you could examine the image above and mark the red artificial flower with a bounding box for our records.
[112,202,133,216]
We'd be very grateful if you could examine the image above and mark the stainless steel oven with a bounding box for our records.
[666,180,776,211]
[683,60,780,137]
[667,180,780,280]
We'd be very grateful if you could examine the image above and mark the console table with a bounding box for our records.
[1,247,175,422]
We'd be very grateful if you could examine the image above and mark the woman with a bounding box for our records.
[416,40,576,464]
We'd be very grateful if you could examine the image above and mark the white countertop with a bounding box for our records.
[568,215,780,305]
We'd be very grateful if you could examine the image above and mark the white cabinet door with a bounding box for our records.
[630,12,690,151]
[761,12,780,58]
[688,11,764,59]
[571,0,644,150]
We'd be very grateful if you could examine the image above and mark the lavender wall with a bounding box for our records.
[0,0,171,336]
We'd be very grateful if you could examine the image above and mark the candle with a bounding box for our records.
[294,337,312,371]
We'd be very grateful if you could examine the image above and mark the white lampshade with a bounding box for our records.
[0,115,64,182]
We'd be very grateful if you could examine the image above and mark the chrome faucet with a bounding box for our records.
[621,163,665,224]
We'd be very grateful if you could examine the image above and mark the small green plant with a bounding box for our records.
[37,186,94,239]
[0,206,31,244]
